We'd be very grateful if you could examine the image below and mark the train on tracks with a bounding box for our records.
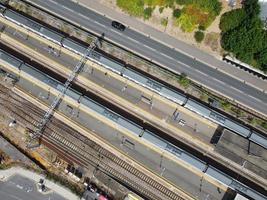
[0,48,266,200]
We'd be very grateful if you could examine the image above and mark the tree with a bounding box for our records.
[144,7,153,20]
[219,9,246,32]
[255,48,267,72]
[194,31,204,43]
[220,0,267,71]
[243,0,260,17]
[173,8,181,18]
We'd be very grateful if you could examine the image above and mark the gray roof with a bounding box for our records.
[123,68,148,85]
[230,180,267,200]
[39,27,63,44]
[206,166,232,186]
[88,51,124,74]
[142,131,167,149]
[185,99,251,139]
[250,132,267,149]
[123,69,186,105]
[146,79,162,92]
[184,99,211,117]
[165,144,182,157]
[64,88,81,101]
[160,87,186,105]
[143,131,206,171]
[62,38,87,55]
[5,10,29,27]
[224,119,250,137]
[180,152,206,171]
[80,96,105,114]
[20,64,48,83]
[209,111,226,124]
[117,117,143,136]
[5,10,63,44]
[98,55,124,74]
[81,97,142,136]
[0,50,22,69]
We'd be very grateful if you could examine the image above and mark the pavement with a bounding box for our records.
[0,135,33,164]
[23,0,267,117]
[0,167,80,200]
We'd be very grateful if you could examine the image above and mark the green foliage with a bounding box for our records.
[144,0,174,7]
[255,49,267,72]
[262,122,267,130]
[159,6,164,13]
[198,24,206,31]
[221,101,232,111]
[175,0,221,32]
[220,1,267,73]
[161,18,168,26]
[117,0,221,31]
[176,13,197,32]
[144,7,153,19]
[172,8,181,18]
[175,0,221,15]
[220,9,246,32]
[178,73,191,88]
[243,0,260,17]
[194,31,204,43]
[175,0,193,5]
[117,0,144,16]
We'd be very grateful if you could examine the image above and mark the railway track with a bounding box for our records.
[0,84,186,200]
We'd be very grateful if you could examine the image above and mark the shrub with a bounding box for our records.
[194,31,204,43]
[175,0,192,5]
[177,13,197,32]
[159,6,164,13]
[198,24,206,31]
[161,18,168,26]
[144,7,153,19]
[221,101,231,111]
[173,8,181,18]
[178,73,190,88]
[117,0,144,17]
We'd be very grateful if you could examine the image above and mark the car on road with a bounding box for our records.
[111,21,126,31]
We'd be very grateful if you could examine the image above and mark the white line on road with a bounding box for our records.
[212,78,226,85]
[93,20,106,28]
[126,36,140,44]
[110,29,122,35]
[247,95,263,103]
[143,44,156,51]
[194,69,208,77]
[176,60,190,68]
[229,86,244,94]
[160,52,175,61]
[61,5,74,12]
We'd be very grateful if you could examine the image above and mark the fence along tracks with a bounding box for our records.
[0,85,186,200]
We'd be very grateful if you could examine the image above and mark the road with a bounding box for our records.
[23,0,267,116]
[0,167,79,200]
[0,174,67,200]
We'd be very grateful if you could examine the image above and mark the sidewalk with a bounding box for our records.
[74,0,267,92]
[0,167,80,200]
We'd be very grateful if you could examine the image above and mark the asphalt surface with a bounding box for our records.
[22,0,267,116]
[0,135,33,164]
[0,175,66,200]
